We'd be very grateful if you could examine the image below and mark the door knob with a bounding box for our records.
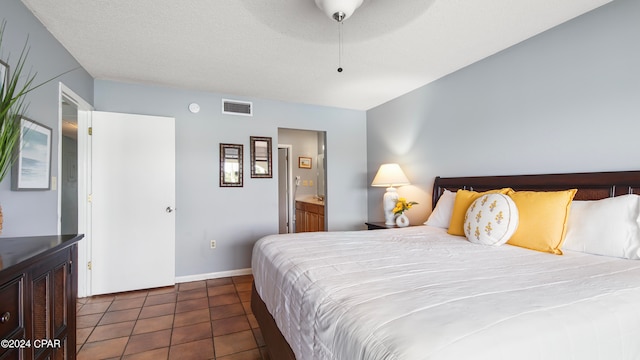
[166,207,175,213]
[0,312,10,323]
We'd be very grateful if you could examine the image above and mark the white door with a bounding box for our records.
[90,111,176,295]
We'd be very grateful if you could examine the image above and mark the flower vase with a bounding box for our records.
[396,213,410,227]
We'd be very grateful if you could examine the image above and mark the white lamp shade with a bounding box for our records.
[315,0,364,21]
[371,163,410,187]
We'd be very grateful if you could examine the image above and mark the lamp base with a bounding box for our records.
[383,187,399,225]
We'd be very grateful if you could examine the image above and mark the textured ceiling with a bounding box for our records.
[22,0,611,110]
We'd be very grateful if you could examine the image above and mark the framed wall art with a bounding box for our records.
[298,156,312,169]
[220,143,243,187]
[250,136,272,178]
[12,117,53,190]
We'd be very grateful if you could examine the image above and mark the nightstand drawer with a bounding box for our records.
[0,275,24,342]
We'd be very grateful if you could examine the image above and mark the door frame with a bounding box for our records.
[278,144,294,233]
[58,83,93,298]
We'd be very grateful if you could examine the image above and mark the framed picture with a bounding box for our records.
[298,156,312,169]
[12,118,52,190]
[250,136,272,178]
[220,143,243,187]
[0,59,8,98]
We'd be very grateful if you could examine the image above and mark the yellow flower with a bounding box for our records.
[393,198,418,215]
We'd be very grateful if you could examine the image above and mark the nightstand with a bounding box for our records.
[365,222,401,230]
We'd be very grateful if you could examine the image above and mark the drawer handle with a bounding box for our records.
[0,312,9,323]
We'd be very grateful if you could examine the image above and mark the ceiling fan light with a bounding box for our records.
[314,0,364,22]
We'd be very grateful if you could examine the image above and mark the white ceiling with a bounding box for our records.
[22,0,611,110]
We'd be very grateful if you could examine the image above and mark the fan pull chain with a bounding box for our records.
[337,21,344,72]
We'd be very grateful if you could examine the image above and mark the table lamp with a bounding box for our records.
[371,163,410,225]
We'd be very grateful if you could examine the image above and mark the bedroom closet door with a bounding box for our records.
[90,111,176,295]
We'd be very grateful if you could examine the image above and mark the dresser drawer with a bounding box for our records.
[0,275,24,341]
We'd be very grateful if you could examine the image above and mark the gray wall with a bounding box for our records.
[0,1,94,237]
[367,0,640,225]
[94,80,367,276]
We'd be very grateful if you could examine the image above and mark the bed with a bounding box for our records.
[251,170,640,360]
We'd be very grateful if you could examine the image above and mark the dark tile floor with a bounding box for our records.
[76,275,269,360]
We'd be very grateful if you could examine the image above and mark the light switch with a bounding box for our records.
[302,180,309,186]
[51,176,57,191]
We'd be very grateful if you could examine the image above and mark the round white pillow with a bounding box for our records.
[464,193,519,246]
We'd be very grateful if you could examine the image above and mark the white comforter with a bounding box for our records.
[252,226,640,360]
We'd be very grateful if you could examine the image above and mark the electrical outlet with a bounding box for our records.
[210,240,216,249]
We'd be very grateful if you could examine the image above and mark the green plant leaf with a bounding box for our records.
[0,20,79,184]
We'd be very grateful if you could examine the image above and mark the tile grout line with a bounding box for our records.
[119,290,149,359]
[168,286,178,360]
[233,276,264,360]
[209,281,217,359]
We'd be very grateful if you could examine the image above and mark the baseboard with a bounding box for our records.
[175,268,253,283]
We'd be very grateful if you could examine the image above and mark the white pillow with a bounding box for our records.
[563,195,640,259]
[424,189,456,228]
[464,193,519,246]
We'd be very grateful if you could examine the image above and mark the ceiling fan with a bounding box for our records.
[314,0,365,22]
[314,0,366,72]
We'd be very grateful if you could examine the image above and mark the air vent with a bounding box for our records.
[222,99,253,116]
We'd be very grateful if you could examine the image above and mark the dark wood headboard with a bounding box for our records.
[432,170,640,209]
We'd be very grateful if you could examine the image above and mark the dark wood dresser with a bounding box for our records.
[0,234,83,360]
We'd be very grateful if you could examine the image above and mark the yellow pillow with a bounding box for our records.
[507,189,577,254]
[448,188,512,236]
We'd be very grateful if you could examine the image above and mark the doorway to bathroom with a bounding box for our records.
[278,128,326,234]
